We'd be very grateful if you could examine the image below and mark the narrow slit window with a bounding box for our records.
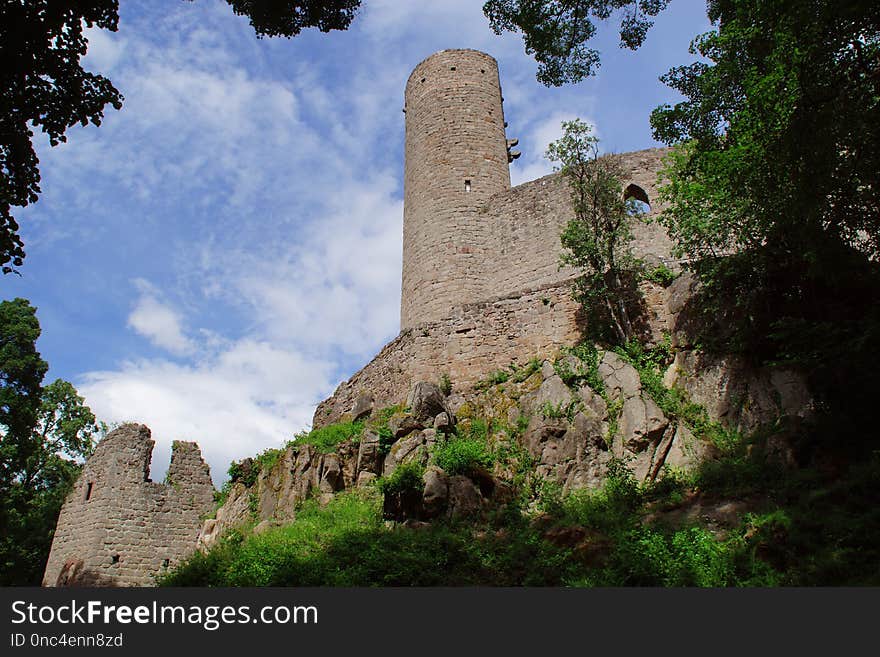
[85,482,94,501]
[465,180,471,193]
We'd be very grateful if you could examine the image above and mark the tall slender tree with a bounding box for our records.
[549,119,641,344]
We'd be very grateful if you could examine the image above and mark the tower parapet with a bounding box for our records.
[401,49,512,330]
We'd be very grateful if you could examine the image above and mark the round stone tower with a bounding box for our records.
[401,49,512,330]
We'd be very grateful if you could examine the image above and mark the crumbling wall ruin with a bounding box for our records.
[42,424,214,587]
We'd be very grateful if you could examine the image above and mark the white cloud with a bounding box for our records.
[127,279,194,356]
[79,339,334,486]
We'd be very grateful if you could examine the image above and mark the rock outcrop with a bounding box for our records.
[200,273,815,554]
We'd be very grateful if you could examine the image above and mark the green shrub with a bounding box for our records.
[293,421,364,453]
[439,373,452,396]
[540,400,578,420]
[510,358,542,383]
[433,436,493,476]
[366,404,406,455]
[377,461,425,496]
[478,369,510,388]
[615,337,740,450]
[555,458,642,532]
[642,263,679,287]
[161,489,579,586]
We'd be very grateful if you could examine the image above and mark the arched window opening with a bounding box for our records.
[624,183,651,216]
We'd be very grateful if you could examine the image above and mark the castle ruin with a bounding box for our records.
[42,424,214,587]
[44,49,677,586]
[315,49,673,426]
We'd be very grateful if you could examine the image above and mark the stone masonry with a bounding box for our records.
[402,49,512,330]
[42,424,214,587]
[315,49,674,427]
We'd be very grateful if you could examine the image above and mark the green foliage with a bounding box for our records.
[641,263,678,287]
[1,1,364,274]
[0,299,48,441]
[550,119,641,345]
[540,400,578,421]
[161,489,578,586]
[254,446,285,473]
[226,459,258,488]
[167,413,880,587]
[551,458,642,530]
[483,1,671,86]
[433,435,494,477]
[652,1,880,264]
[377,461,425,496]
[510,358,542,383]
[0,299,102,585]
[553,344,605,398]
[550,457,785,586]
[438,373,452,396]
[476,360,542,390]
[0,2,122,273]
[477,368,510,389]
[604,395,624,445]
[293,420,364,453]
[365,405,405,455]
[649,1,880,424]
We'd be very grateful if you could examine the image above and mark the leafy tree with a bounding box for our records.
[0,298,102,585]
[218,0,360,37]
[648,1,880,427]
[0,0,361,274]
[0,298,48,456]
[549,119,642,344]
[0,1,123,274]
[483,0,671,85]
[650,0,880,266]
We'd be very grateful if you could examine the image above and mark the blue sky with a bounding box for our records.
[4,0,711,484]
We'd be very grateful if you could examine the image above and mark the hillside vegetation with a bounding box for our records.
[163,335,880,587]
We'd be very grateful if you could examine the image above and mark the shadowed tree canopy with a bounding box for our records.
[217,0,360,37]
[483,0,671,85]
[650,0,880,262]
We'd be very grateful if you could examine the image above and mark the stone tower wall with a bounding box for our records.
[315,149,676,429]
[401,49,512,330]
[315,279,584,427]
[479,148,673,297]
[42,424,214,587]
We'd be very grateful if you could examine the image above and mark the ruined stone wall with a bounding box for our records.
[315,280,582,427]
[401,49,512,330]
[480,148,674,296]
[43,424,214,587]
